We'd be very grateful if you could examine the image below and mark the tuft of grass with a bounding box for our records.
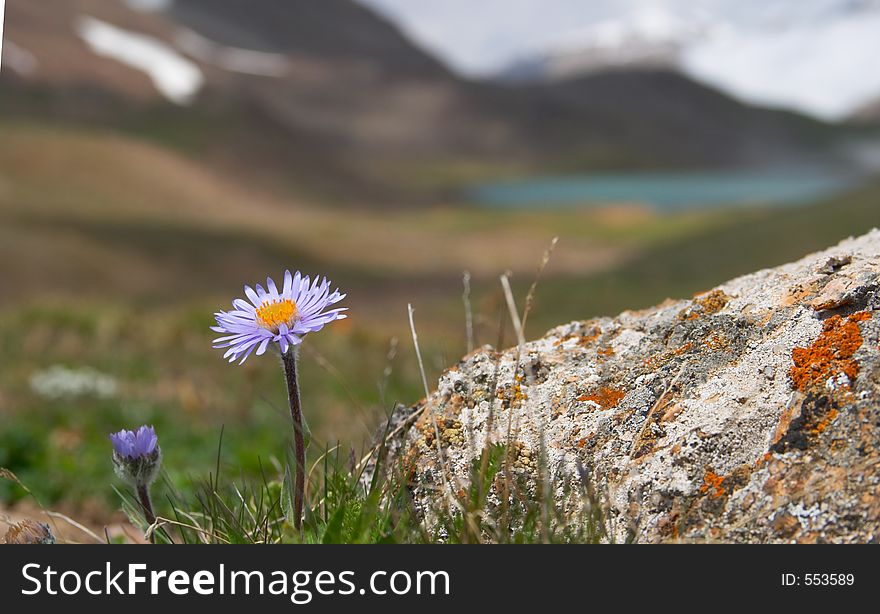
[108,427,614,544]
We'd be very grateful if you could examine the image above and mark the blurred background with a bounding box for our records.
[1,0,879,524]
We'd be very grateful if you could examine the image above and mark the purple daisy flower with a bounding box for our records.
[109,425,159,459]
[212,270,347,364]
[109,425,161,538]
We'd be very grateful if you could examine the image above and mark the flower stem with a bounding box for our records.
[137,483,156,544]
[282,349,305,531]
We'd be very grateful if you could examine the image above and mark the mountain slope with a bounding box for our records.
[490,0,880,122]
[851,97,880,124]
[491,69,834,169]
[0,0,846,202]
[170,0,449,77]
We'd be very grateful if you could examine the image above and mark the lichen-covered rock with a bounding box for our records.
[386,229,880,543]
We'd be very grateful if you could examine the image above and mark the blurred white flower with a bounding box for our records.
[29,365,118,400]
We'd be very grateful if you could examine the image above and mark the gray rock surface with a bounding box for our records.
[386,229,880,543]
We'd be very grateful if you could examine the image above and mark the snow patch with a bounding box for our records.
[75,15,204,105]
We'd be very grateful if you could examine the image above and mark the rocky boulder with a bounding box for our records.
[386,229,880,543]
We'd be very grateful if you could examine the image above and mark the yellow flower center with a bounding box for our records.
[255,298,297,331]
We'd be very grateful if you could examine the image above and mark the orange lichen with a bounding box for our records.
[679,289,730,321]
[696,290,730,314]
[577,386,626,410]
[755,452,772,467]
[789,311,871,393]
[577,329,601,347]
[553,327,600,348]
[811,408,838,435]
[496,375,528,409]
[675,342,693,355]
[699,471,727,499]
[597,346,615,357]
[643,342,693,368]
[704,333,727,350]
[850,311,873,322]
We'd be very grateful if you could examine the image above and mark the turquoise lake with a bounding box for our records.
[465,169,860,211]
